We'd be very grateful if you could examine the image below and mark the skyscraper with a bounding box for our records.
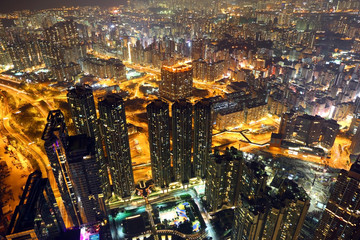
[41,110,82,226]
[193,99,212,179]
[6,171,65,240]
[66,134,106,224]
[238,161,268,201]
[98,94,134,199]
[0,38,11,68]
[314,159,360,239]
[7,41,42,70]
[159,63,193,101]
[232,178,309,240]
[205,147,245,212]
[38,40,65,68]
[232,196,268,240]
[67,84,111,198]
[40,20,86,79]
[191,38,205,60]
[192,59,225,82]
[205,146,269,212]
[67,84,99,138]
[350,126,360,156]
[147,99,171,189]
[262,179,310,240]
[172,99,192,184]
[44,20,79,48]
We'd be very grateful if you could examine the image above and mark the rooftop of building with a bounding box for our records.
[297,114,325,121]
[218,106,244,115]
[278,178,310,202]
[246,161,268,179]
[66,134,94,162]
[195,98,211,107]
[271,133,283,139]
[6,171,53,236]
[67,84,93,96]
[83,57,124,66]
[99,93,125,107]
[162,62,192,73]
[46,19,75,28]
[147,99,169,109]
[41,110,67,141]
[193,58,224,65]
[172,99,192,108]
[213,147,244,164]
[240,195,268,215]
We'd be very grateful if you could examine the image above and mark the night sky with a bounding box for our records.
[1,0,126,13]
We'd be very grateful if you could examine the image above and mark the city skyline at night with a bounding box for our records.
[0,1,127,14]
[0,0,360,239]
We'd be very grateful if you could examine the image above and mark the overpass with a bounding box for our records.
[0,76,22,87]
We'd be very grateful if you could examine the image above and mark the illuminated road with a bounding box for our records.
[0,83,49,117]
[0,91,48,176]
[0,79,73,228]
[0,80,60,177]
[0,74,22,85]
[124,62,161,75]
[0,82,50,152]
[212,115,351,170]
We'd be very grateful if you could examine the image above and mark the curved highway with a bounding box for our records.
[0,79,50,176]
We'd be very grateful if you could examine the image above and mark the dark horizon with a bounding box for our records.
[0,0,126,13]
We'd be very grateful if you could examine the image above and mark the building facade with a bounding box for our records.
[98,94,134,199]
[172,99,192,184]
[193,99,212,179]
[41,110,82,226]
[159,63,193,101]
[66,135,105,224]
[314,160,360,239]
[44,20,79,48]
[67,84,111,198]
[205,147,246,212]
[279,113,339,150]
[6,171,65,240]
[81,57,126,80]
[232,179,309,240]
[147,100,172,189]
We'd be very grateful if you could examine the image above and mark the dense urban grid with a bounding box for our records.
[0,0,360,239]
